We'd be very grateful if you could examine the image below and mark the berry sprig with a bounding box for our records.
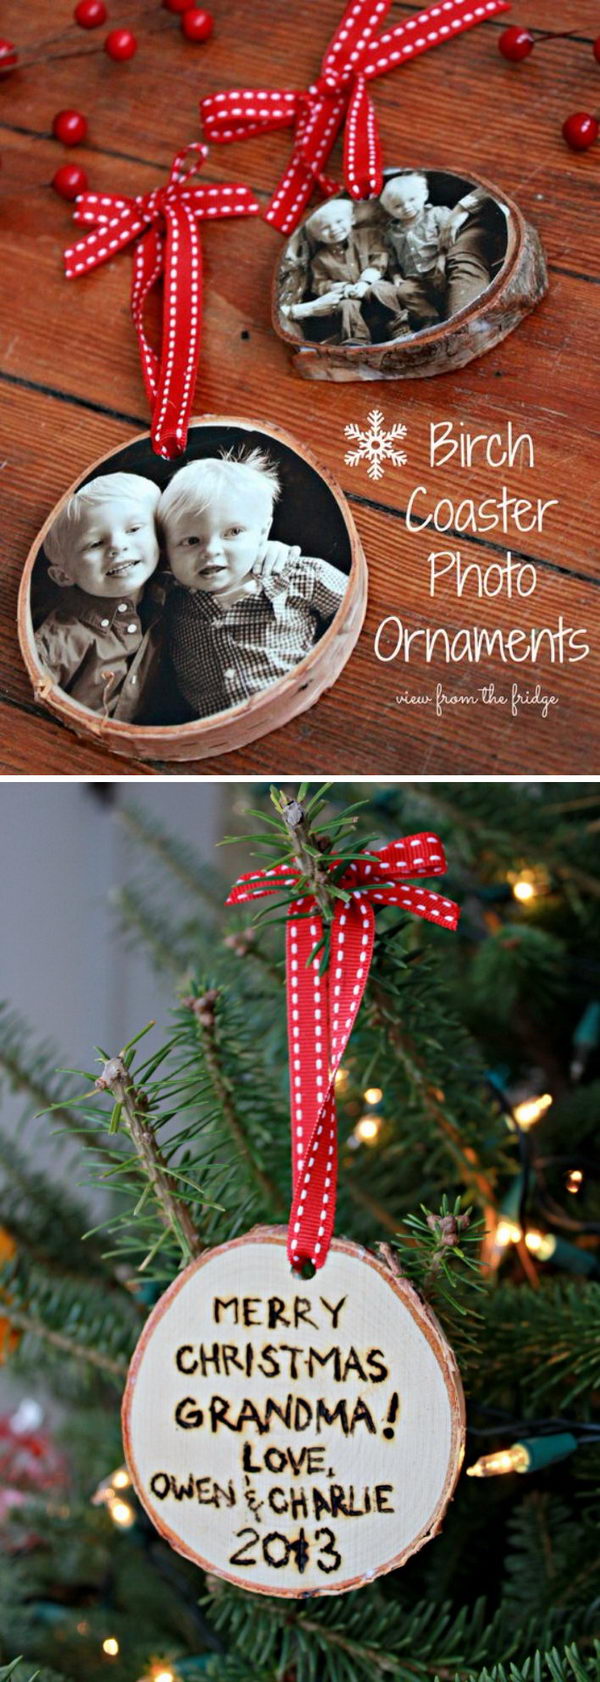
[0,2,215,83]
[498,26,600,152]
[0,5,216,199]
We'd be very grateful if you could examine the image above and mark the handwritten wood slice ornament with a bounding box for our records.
[273,167,547,383]
[122,1227,465,1597]
[18,417,367,765]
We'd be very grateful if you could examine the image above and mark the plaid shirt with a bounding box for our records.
[386,204,451,279]
[166,542,347,718]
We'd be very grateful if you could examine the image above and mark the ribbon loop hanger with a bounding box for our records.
[228,832,460,1271]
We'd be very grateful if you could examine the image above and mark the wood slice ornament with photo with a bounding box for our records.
[18,417,366,765]
[122,1227,465,1597]
[273,168,547,383]
[123,828,465,1597]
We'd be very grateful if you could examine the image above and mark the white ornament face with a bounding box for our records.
[122,1230,465,1596]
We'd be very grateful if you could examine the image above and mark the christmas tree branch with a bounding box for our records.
[96,1056,203,1262]
[182,993,285,1216]
[298,1619,407,1676]
[222,927,283,986]
[278,794,339,920]
[0,1005,112,1163]
[366,980,497,1219]
[343,1171,400,1233]
[111,885,186,980]
[2,1306,128,1379]
[120,802,221,906]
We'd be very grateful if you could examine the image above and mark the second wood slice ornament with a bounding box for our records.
[122,1228,464,1596]
[123,828,464,1595]
[273,169,547,383]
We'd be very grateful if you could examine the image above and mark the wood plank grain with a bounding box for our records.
[0,0,598,777]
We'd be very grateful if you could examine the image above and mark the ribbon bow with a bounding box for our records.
[64,144,261,459]
[227,832,460,1271]
[201,0,510,235]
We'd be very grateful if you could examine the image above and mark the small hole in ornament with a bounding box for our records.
[240,329,250,340]
[294,1259,317,1279]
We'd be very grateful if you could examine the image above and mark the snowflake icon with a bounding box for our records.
[343,409,408,481]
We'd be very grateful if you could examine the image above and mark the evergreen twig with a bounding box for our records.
[96,1055,203,1262]
[366,978,498,1219]
[182,992,285,1215]
[2,1307,128,1379]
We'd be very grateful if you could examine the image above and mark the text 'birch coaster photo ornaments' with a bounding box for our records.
[122,819,465,1597]
[18,419,366,764]
[201,0,547,383]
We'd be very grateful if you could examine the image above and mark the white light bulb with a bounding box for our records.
[513,1093,552,1129]
[110,1497,136,1528]
[494,1218,522,1248]
[354,1113,381,1144]
[467,1443,530,1478]
[524,1229,556,1261]
[513,876,535,903]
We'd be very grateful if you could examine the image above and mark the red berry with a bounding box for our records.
[74,0,107,24]
[104,28,137,61]
[562,111,599,151]
[0,38,18,72]
[163,0,192,11]
[593,36,600,65]
[52,164,88,200]
[181,8,214,41]
[498,27,534,62]
[52,109,88,146]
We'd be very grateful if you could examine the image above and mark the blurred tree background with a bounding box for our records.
[0,781,598,1682]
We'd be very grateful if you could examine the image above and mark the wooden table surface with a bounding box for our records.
[1,0,598,777]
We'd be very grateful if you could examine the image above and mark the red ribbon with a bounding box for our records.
[63,144,261,460]
[201,0,511,234]
[227,832,460,1271]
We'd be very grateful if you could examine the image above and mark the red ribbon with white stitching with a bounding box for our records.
[227,832,460,1270]
[201,0,511,234]
[63,144,261,459]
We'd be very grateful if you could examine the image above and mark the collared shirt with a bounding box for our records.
[166,542,347,719]
[35,585,162,721]
[385,204,451,279]
[311,226,387,296]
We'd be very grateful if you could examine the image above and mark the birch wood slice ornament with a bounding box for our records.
[18,417,366,765]
[122,1227,465,1597]
[273,167,547,383]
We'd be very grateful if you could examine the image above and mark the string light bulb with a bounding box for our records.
[154,1671,175,1682]
[353,1113,382,1144]
[494,1217,522,1249]
[467,1443,530,1477]
[363,1086,383,1105]
[468,1432,578,1478]
[566,1168,583,1193]
[512,1093,553,1129]
[334,1066,350,1094]
[110,1497,136,1528]
[102,1638,120,1657]
[509,865,551,904]
[512,875,536,903]
[92,1464,135,1526]
[524,1229,557,1261]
